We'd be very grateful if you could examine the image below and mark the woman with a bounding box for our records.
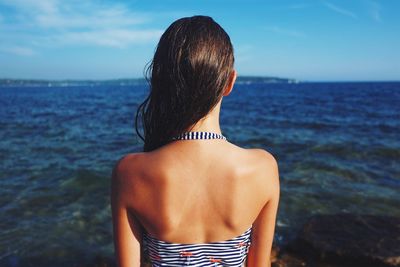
[111,15,280,267]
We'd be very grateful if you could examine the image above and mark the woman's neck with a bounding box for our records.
[186,100,223,134]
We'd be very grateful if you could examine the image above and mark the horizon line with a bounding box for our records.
[0,76,399,83]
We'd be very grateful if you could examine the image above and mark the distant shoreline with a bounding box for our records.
[1,77,399,87]
[0,76,299,87]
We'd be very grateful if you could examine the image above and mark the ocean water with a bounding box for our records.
[0,81,399,266]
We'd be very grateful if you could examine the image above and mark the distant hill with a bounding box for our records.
[0,76,298,87]
[0,78,147,87]
[236,76,298,84]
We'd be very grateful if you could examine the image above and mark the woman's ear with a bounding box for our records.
[223,69,237,96]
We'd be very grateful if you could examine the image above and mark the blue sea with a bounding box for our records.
[0,81,399,266]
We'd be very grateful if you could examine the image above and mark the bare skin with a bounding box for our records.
[111,70,280,267]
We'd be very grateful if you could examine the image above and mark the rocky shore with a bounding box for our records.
[272,213,400,267]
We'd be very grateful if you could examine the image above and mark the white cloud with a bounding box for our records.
[46,29,163,48]
[1,0,58,14]
[0,45,36,56]
[0,0,162,48]
[265,26,306,38]
[368,1,382,22]
[0,0,150,28]
[34,4,150,29]
[323,2,358,19]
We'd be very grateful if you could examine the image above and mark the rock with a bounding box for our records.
[87,256,116,267]
[272,252,307,267]
[271,245,280,263]
[67,255,116,267]
[287,213,400,267]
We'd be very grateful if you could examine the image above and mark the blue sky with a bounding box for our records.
[0,0,399,81]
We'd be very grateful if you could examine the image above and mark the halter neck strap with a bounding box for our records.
[172,131,227,141]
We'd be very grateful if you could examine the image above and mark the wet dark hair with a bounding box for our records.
[135,15,234,152]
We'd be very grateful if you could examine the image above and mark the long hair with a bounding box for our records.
[135,15,234,152]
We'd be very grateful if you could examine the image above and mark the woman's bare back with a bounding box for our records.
[115,139,278,245]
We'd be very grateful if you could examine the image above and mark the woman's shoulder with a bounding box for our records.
[112,152,144,178]
[249,148,279,200]
[229,142,278,171]
[112,151,169,188]
[245,147,277,164]
[251,148,278,178]
[111,152,148,195]
[111,152,160,212]
[231,145,279,196]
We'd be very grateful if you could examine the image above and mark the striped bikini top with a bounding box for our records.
[142,226,252,267]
